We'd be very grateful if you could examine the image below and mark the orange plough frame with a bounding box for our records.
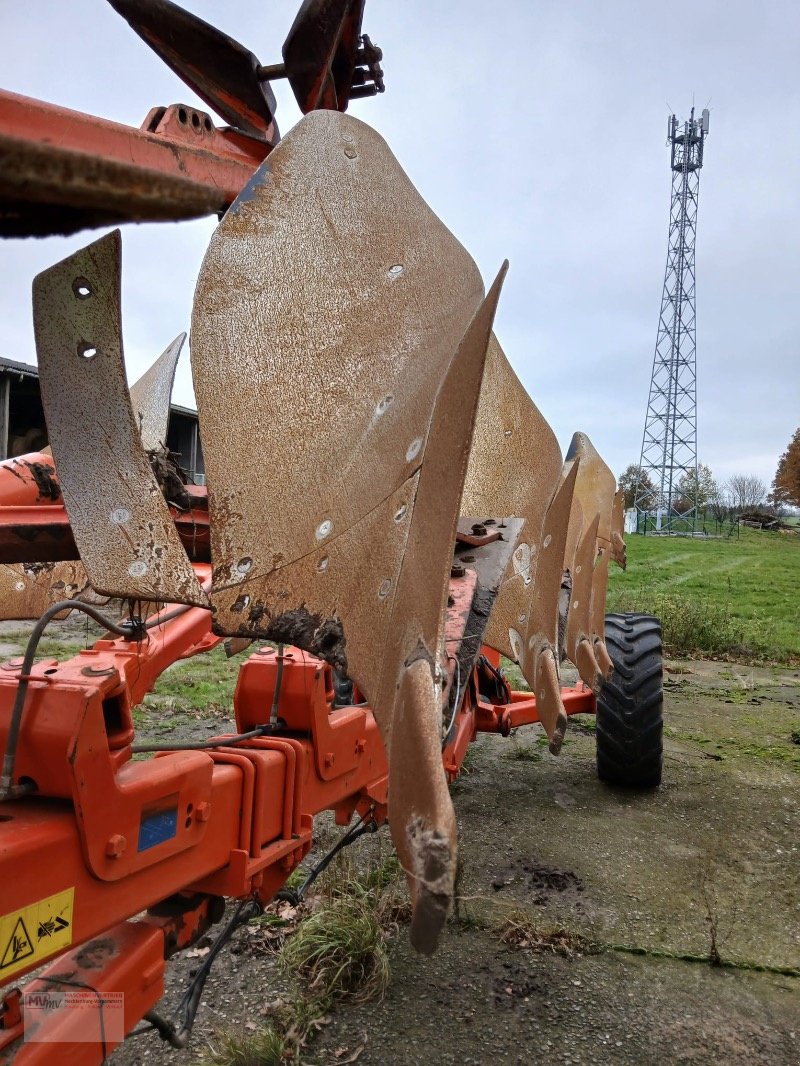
[0,558,595,1060]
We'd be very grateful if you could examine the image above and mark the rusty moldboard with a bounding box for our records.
[560,432,617,686]
[611,486,627,569]
[0,561,100,622]
[129,332,186,452]
[191,108,506,949]
[564,510,603,693]
[32,231,207,606]
[461,333,578,748]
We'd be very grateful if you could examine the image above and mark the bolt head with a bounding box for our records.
[105,833,127,858]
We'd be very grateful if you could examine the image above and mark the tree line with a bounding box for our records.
[619,426,800,517]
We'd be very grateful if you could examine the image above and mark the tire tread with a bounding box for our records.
[596,612,664,788]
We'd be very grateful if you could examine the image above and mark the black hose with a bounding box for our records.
[132,726,270,754]
[145,899,260,1048]
[269,643,285,726]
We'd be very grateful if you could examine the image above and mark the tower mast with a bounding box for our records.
[636,107,710,531]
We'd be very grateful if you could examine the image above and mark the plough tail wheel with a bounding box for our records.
[596,612,663,788]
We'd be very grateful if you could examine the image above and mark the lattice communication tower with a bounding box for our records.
[636,107,710,531]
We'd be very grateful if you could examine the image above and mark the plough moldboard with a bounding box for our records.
[0,2,658,1060]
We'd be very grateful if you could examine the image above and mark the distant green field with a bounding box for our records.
[606,527,800,662]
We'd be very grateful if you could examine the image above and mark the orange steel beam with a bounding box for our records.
[0,90,273,236]
[0,490,210,565]
[475,682,596,737]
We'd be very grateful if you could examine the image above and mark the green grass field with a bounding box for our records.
[607,527,800,662]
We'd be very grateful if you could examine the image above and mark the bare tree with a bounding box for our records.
[726,474,767,512]
[707,483,732,522]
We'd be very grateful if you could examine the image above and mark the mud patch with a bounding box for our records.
[439,959,548,1011]
[263,606,347,674]
[491,860,586,907]
[22,460,61,502]
[490,963,547,1009]
[147,446,191,510]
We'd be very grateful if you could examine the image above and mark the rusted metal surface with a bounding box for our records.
[0,91,269,237]
[590,547,615,677]
[283,1,382,111]
[462,334,562,657]
[564,432,617,546]
[610,487,627,569]
[564,510,603,694]
[32,231,207,606]
[129,333,185,451]
[559,432,617,690]
[521,461,579,750]
[107,0,278,139]
[0,561,98,621]
[460,333,571,748]
[380,269,506,952]
[192,108,484,654]
[192,108,500,947]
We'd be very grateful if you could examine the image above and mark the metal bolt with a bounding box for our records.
[450,562,465,578]
[196,802,211,823]
[471,523,487,536]
[324,752,336,768]
[105,834,127,858]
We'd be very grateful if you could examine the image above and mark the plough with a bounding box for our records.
[0,2,663,1060]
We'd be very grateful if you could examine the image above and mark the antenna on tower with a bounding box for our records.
[634,107,711,533]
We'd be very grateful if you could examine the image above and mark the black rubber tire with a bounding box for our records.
[596,613,663,788]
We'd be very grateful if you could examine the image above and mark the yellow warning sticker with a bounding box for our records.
[0,888,74,979]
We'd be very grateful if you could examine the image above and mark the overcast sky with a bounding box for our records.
[2,1,798,488]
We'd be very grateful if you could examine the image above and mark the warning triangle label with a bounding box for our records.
[1,917,34,969]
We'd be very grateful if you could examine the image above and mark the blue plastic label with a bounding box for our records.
[137,808,178,852]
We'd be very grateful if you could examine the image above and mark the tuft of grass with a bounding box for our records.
[570,714,597,734]
[198,1026,287,1066]
[217,851,404,1065]
[279,893,390,1005]
[609,589,765,659]
[502,742,541,762]
[500,657,529,691]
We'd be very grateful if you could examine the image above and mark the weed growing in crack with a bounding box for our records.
[700,868,723,967]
